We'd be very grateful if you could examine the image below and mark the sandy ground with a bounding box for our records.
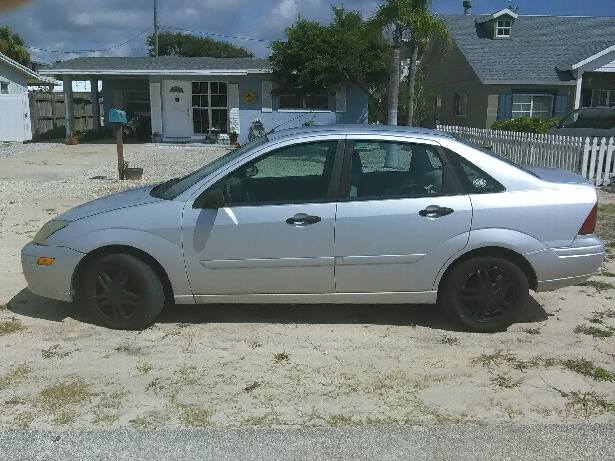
[0,142,613,430]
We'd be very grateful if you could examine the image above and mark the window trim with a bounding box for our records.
[0,82,9,94]
[454,93,468,117]
[336,139,466,203]
[191,81,229,135]
[591,89,615,107]
[511,93,554,119]
[495,19,512,38]
[278,92,330,111]
[193,138,346,208]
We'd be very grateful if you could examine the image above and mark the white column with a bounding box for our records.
[262,80,272,113]
[228,83,240,134]
[90,79,100,130]
[63,75,74,140]
[574,72,584,109]
[149,81,163,140]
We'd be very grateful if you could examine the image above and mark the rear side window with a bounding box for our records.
[347,141,445,200]
[453,155,505,194]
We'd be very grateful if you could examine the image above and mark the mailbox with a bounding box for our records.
[109,109,127,124]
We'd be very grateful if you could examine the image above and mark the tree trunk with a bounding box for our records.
[407,45,419,127]
[387,45,401,126]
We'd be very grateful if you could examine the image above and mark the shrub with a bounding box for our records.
[491,117,560,134]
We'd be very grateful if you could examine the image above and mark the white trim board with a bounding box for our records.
[39,69,272,77]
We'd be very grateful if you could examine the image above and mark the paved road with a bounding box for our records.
[1,424,613,460]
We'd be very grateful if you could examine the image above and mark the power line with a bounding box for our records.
[24,26,153,54]
[164,25,270,43]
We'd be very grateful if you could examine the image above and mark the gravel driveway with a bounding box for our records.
[0,142,613,430]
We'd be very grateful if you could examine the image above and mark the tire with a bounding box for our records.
[438,256,529,333]
[77,253,165,330]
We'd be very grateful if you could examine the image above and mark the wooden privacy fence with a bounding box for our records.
[437,125,585,172]
[28,92,103,140]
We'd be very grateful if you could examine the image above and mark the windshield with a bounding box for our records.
[150,136,268,200]
[454,137,539,178]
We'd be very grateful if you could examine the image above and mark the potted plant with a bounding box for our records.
[229,131,239,145]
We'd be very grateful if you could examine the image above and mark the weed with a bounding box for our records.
[39,379,94,410]
[327,414,354,426]
[41,344,71,359]
[587,309,615,325]
[130,411,169,429]
[0,318,25,336]
[439,335,459,346]
[173,365,200,386]
[114,343,142,355]
[177,404,211,427]
[600,270,615,278]
[557,389,615,415]
[472,350,518,368]
[0,365,31,391]
[248,339,262,349]
[491,374,522,389]
[0,304,6,311]
[273,351,290,364]
[145,378,162,392]
[562,359,615,382]
[12,412,34,429]
[520,328,541,335]
[244,382,261,393]
[136,361,153,375]
[578,280,615,292]
[574,324,614,338]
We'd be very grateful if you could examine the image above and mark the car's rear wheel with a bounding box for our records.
[77,253,164,330]
[439,256,529,333]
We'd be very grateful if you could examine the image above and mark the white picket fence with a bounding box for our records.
[437,125,615,186]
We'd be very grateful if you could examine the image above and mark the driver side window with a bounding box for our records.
[209,140,339,206]
[349,141,444,200]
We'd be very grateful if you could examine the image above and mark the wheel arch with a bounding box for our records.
[72,245,174,304]
[436,246,538,292]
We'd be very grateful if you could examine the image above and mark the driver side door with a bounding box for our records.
[182,138,344,299]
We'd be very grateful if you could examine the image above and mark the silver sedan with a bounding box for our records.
[22,125,605,332]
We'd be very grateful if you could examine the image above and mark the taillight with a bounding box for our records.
[579,204,598,235]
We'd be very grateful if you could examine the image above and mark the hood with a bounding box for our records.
[527,167,593,185]
[58,186,162,221]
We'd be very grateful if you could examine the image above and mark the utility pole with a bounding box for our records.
[154,0,159,56]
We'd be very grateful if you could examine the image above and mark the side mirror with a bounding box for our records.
[193,188,225,209]
[245,165,259,178]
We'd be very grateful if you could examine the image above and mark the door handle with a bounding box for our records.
[419,205,454,218]
[286,213,322,226]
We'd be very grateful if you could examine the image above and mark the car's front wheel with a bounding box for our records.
[438,256,529,333]
[77,253,165,330]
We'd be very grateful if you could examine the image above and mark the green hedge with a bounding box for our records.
[491,117,560,134]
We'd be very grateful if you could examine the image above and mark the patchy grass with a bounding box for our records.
[0,364,31,391]
[136,361,153,375]
[578,280,615,292]
[491,374,522,389]
[129,411,169,429]
[244,381,261,393]
[0,318,25,336]
[520,327,541,335]
[114,343,142,355]
[599,270,615,278]
[0,304,6,311]
[574,324,614,338]
[39,379,94,410]
[439,335,459,346]
[562,359,615,382]
[327,414,355,427]
[273,351,290,364]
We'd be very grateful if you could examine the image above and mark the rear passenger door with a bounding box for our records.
[334,138,473,294]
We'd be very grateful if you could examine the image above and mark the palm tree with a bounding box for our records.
[373,0,448,126]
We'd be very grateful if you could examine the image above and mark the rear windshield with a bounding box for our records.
[454,137,538,178]
[150,137,268,200]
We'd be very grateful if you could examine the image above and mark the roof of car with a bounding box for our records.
[267,124,454,141]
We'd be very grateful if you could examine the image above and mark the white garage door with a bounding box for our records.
[0,94,32,142]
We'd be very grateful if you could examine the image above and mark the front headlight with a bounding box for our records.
[32,220,70,245]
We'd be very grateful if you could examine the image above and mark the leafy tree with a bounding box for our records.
[372,0,448,126]
[0,26,30,66]
[147,31,254,58]
[270,7,389,96]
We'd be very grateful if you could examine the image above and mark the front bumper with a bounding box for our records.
[21,242,85,302]
[528,236,606,292]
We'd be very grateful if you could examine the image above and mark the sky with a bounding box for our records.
[1,0,614,63]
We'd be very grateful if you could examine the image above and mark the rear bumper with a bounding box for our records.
[21,243,85,302]
[529,236,605,292]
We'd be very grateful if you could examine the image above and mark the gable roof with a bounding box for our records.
[39,56,272,77]
[0,52,53,85]
[475,8,519,24]
[443,15,615,83]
